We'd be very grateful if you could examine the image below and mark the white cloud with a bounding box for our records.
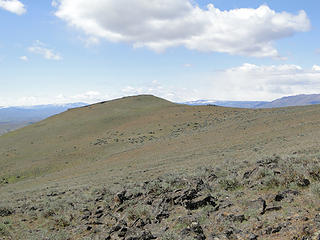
[54,1,310,57]
[121,81,198,102]
[1,91,109,106]
[184,63,192,68]
[51,0,58,7]
[202,63,320,101]
[312,65,320,71]
[28,40,62,61]
[19,55,28,61]
[0,0,26,15]
[121,64,320,101]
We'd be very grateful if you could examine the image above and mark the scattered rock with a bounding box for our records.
[0,207,13,217]
[125,230,156,240]
[297,178,310,187]
[275,189,300,202]
[114,190,127,204]
[184,195,216,210]
[226,214,246,223]
[265,206,282,213]
[243,168,257,179]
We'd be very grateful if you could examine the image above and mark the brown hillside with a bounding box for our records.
[1,95,320,239]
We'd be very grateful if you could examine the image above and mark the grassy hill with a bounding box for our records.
[1,95,320,239]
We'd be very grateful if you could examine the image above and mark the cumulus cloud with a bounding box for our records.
[19,55,28,61]
[1,91,109,106]
[121,80,199,102]
[203,63,320,101]
[28,40,62,61]
[0,0,26,15]
[312,65,320,71]
[54,0,310,57]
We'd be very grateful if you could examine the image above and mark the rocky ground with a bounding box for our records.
[2,152,320,240]
[2,96,320,239]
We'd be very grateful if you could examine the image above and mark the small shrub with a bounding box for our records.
[43,208,56,218]
[264,175,280,189]
[256,168,273,179]
[127,205,150,221]
[311,183,320,197]
[161,232,180,240]
[309,165,320,181]
[55,216,70,228]
[0,223,10,237]
[219,178,241,191]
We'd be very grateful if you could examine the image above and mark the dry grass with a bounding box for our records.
[1,95,320,239]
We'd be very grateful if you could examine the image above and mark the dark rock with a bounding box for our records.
[184,195,216,210]
[114,190,127,204]
[257,155,280,168]
[297,178,310,187]
[310,170,320,181]
[87,226,92,231]
[134,219,146,228]
[265,227,273,235]
[227,214,246,223]
[0,207,13,217]
[118,227,128,237]
[207,173,218,181]
[155,210,169,222]
[95,209,103,215]
[195,179,205,191]
[110,224,121,233]
[265,206,282,213]
[225,228,234,238]
[174,188,198,204]
[272,225,282,233]
[181,223,206,240]
[314,213,320,223]
[243,168,257,179]
[95,196,104,202]
[274,194,284,202]
[82,212,90,220]
[275,190,300,202]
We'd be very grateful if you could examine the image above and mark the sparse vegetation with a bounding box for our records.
[1,96,320,239]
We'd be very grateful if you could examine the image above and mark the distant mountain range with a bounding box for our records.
[0,102,87,123]
[0,102,87,135]
[2,94,320,135]
[183,94,320,108]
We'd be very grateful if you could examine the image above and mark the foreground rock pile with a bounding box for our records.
[1,154,320,239]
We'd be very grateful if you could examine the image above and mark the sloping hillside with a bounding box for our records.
[1,95,320,239]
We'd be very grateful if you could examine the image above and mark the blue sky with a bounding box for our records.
[0,0,320,106]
